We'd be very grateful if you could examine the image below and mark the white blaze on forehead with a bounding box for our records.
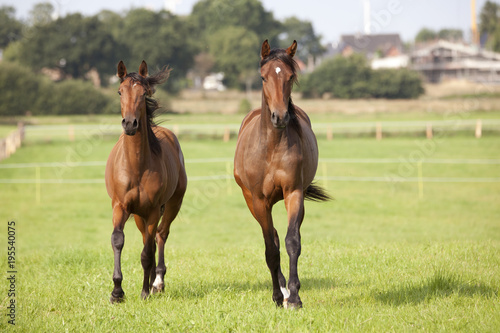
[133,83,138,87]
[275,67,281,74]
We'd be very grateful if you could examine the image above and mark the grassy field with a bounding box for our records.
[0,114,499,331]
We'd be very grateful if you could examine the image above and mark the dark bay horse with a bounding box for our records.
[234,40,330,308]
[105,61,187,302]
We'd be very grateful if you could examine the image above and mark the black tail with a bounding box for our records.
[304,182,332,202]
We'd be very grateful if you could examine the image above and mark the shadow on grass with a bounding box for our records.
[157,276,339,301]
[374,269,497,306]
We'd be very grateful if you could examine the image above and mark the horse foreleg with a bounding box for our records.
[272,227,289,302]
[284,190,305,308]
[110,204,129,303]
[136,212,159,300]
[254,199,284,307]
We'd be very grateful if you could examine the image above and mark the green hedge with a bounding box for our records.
[0,62,116,116]
[300,54,424,99]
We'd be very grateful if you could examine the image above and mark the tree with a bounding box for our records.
[278,16,324,62]
[190,0,281,45]
[0,6,23,48]
[415,28,437,43]
[437,29,463,41]
[16,13,125,84]
[116,8,196,91]
[479,1,500,51]
[300,54,423,99]
[29,2,55,26]
[208,26,260,89]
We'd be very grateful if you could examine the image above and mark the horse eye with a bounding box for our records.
[261,76,266,82]
[289,75,295,82]
[117,91,121,96]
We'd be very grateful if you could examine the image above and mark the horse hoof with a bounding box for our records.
[151,284,164,295]
[110,294,125,304]
[284,301,302,309]
[141,290,150,300]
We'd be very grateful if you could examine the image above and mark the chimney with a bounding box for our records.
[364,0,371,35]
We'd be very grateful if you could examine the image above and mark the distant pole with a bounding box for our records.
[326,125,333,141]
[322,162,328,189]
[426,122,433,139]
[226,161,232,195]
[471,0,479,45]
[417,161,423,199]
[475,119,482,138]
[364,0,371,35]
[376,122,382,140]
[68,125,75,142]
[36,166,41,204]
[223,127,230,142]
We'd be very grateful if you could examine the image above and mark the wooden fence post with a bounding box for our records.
[475,119,482,138]
[223,127,230,142]
[426,122,433,139]
[376,122,382,140]
[68,125,75,142]
[326,125,333,141]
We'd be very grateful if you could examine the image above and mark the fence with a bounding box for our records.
[19,118,500,143]
[0,123,24,161]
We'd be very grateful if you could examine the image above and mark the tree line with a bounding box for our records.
[1,0,499,115]
[1,1,323,91]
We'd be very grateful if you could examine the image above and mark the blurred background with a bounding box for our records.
[0,2,499,330]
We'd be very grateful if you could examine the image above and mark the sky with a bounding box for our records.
[0,0,492,43]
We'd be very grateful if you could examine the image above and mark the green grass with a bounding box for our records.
[0,126,499,331]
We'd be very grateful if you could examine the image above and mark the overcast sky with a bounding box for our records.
[0,0,491,43]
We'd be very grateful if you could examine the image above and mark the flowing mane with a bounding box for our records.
[120,67,171,155]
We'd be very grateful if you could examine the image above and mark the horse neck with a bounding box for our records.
[122,112,151,171]
[260,92,289,146]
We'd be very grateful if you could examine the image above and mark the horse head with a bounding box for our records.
[117,60,152,136]
[260,40,298,129]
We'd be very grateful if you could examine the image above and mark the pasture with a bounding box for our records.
[0,112,499,331]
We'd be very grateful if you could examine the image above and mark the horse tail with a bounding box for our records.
[304,182,332,202]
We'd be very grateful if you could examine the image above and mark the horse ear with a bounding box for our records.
[139,60,148,78]
[261,40,270,59]
[286,40,297,57]
[117,61,127,81]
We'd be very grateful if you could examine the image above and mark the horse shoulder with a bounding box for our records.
[238,108,261,134]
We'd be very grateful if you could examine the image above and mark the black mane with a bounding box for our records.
[260,48,301,134]
[122,67,171,155]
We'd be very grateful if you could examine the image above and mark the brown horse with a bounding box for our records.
[105,61,187,302]
[234,40,330,308]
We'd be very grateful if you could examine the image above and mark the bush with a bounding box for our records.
[300,55,424,99]
[0,62,115,116]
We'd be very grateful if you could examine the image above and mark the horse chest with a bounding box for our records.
[118,171,165,211]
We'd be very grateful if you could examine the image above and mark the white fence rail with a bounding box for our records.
[21,118,500,141]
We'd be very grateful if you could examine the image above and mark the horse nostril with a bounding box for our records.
[122,118,126,125]
[133,119,138,128]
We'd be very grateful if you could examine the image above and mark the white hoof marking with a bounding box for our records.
[280,287,290,299]
[152,274,163,290]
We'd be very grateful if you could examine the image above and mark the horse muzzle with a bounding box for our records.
[122,117,138,136]
[271,110,290,129]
